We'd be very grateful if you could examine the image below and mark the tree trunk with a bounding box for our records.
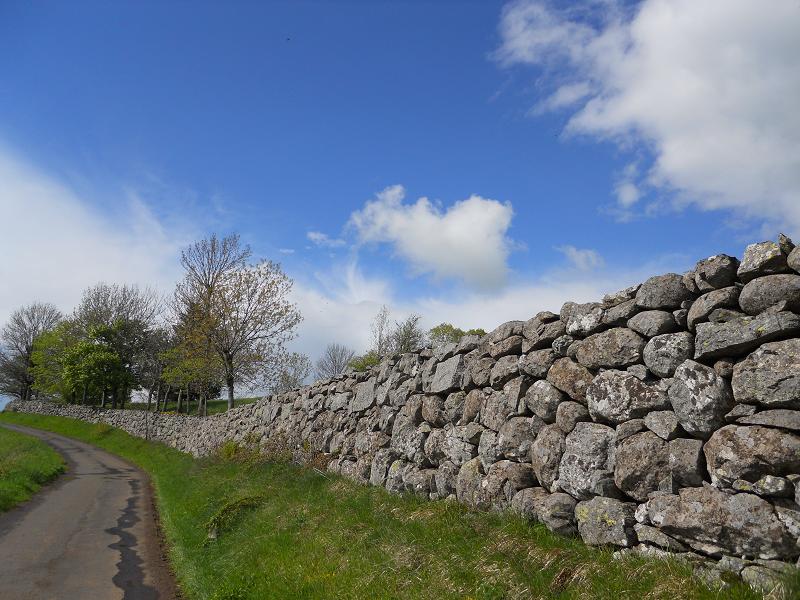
[152,382,161,412]
[81,384,87,405]
[227,375,235,411]
[120,385,127,410]
[161,384,171,412]
[176,388,183,413]
[101,387,107,409]
[146,384,154,412]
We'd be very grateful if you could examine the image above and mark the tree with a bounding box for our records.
[175,234,303,409]
[269,352,311,395]
[0,302,62,400]
[314,343,355,380]
[429,323,487,347]
[74,283,161,331]
[370,305,391,356]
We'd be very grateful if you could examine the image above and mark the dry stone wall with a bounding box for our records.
[8,234,800,591]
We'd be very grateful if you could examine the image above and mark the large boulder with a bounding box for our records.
[575,497,638,547]
[522,312,565,350]
[518,349,556,379]
[738,274,800,315]
[732,338,800,409]
[555,401,590,434]
[510,486,549,521]
[737,241,790,283]
[531,424,565,492]
[525,380,565,422]
[694,254,740,291]
[351,379,377,412]
[635,274,694,310]
[686,286,741,331]
[480,389,521,432]
[557,422,616,500]
[703,425,800,487]
[429,354,466,394]
[575,328,646,369]
[643,332,694,378]
[489,356,519,388]
[456,457,487,509]
[694,311,800,360]
[736,409,800,432]
[546,358,594,404]
[538,492,578,536]
[496,416,544,461]
[614,431,669,501]
[627,310,677,338]
[560,302,605,337]
[586,370,670,424]
[480,460,536,509]
[668,360,734,439]
[646,486,798,560]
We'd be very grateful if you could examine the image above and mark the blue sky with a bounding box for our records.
[1,0,798,367]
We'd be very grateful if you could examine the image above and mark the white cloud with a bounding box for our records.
[556,245,604,270]
[0,146,189,326]
[497,0,800,234]
[307,230,346,248]
[348,185,514,289]
[278,248,295,254]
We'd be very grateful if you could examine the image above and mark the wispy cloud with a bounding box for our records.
[556,245,604,271]
[307,230,346,248]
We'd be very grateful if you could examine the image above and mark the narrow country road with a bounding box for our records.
[0,424,177,599]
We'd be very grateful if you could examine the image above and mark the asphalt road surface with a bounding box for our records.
[0,423,177,599]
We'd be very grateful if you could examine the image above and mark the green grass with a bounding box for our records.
[0,425,65,512]
[0,411,793,600]
[126,396,259,416]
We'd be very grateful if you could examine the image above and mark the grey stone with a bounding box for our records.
[672,308,688,328]
[489,335,523,359]
[480,389,520,432]
[586,370,670,425]
[575,497,638,547]
[531,424,565,492]
[546,358,593,404]
[518,349,556,379]
[736,409,800,432]
[694,311,800,360]
[741,566,786,596]
[635,274,694,310]
[575,328,646,370]
[561,301,606,337]
[510,486,549,521]
[643,332,695,378]
[385,459,413,494]
[615,431,669,501]
[732,475,794,498]
[669,360,734,438]
[738,241,790,283]
[489,355,519,388]
[351,379,377,412]
[423,427,448,466]
[634,523,689,552]
[725,403,758,422]
[739,274,800,315]
[626,364,649,381]
[713,358,735,379]
[524,379,565,423]
[404,468,437,496]
[708,307,746,323]
[732,338,800,409]
[789,247,800,274]
[615,419,646,443]
[477,429,500,470]
[602,299,639,327]
[488,320,524,344]
[558,422,616,500]
[421,395,446,427]
[704,425,800,487]
[644,410,682,440]
[429,355,466,394]
[646,486,798,560]
[444,426,479,465]
[694,254,740,292]
[455,457,487,509]
[538,492,578,536]
[551,335,574,357]
[779,233,795,255]
[467,357,494,389]
[523,314,566,350]
[391,421,430,464]
[370,449,398,486]
[686,286,741,331]
[603,285,640,307]
[628,310,677,337]
[460,389,484,425]
[667,437,706,487]
[555,401,589,434]
[433,460,460,498]
[443,391,465,424]
[497,416,544,462]
[481,460,536,509]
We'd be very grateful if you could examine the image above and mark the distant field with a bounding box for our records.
[0,426,65,512]
[0,411,789,600]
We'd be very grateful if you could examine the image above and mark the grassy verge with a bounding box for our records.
[126,397,259,416]
[0,425,65,512]
[0,412,790,600]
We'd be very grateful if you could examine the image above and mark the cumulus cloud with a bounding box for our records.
[348,185,514,289]
[497,0,800,233]
[307,230,346,248]
[0,146,189,326]
[556,245,604,270]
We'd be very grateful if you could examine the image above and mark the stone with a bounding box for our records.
[445,426,479,465]
[531,424,565,492]
[551,335,574,357]
[480,460,536,509]
[738,241,790,283]
[779,233,795,255]
[560,301,606,337]
[497,416,544,462]
[725,403,757,421]
[628,310,677,338]
[643,332,695,378]
[603,285,640,307]
[741,566,786,596]
[695,311,800,360]
[443,391,465,424]
[644,411,682,440]
[480,389,520,432]
[739,274,800,315]
[615,419,646,443]
[489,335,523,359]
[575,497,638,547]
[555,401,589,434]
[669,360,734,438]
[370,449,398,486]
[789,247,800,273]
[460,389,484,424]
[686,286,741,331]
[704,425,800,487]
[614,431,669,501]
[524,380,565,423]
[635,274,694,310]
[429,355,466,394]
[602,299,638,327]
[510,486,549,521]
[421,395,446,427]
[672,308,688,328]
[423,427,448,466]
[385,459,413,494]
[522,314,566,350]
[736,409,800,432]
[546,358,594,404]
[708,308,746,323]
[518,349,556,379]
[713,358,735,379]
[626,364,649,381]
[732,339,800,409]
[667,438,706,487]
[456,457,487,509]
[477,429,500,470]
[351,379,377,412]
[489,356,519,388]
[558,422,616,500]
[586,370,670,425]
[433,460,460,498]
[488,320,524,344]
[647,486,798,560]
[694,254,740,292]
[467,357,494,389]
[404,468,437,496]
[538,492,578,536]
[732,475,794,498]
[575,328,646,370]
[633,523,689,552]
[391,422,429,464]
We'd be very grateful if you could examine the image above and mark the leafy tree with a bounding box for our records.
[388,314,426,354]
[314,343,355,380]
[269,352,311,394]
[370,305,391,356]
[30,321,78,401]
[0,302,62,400]
[348,350,381,372]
